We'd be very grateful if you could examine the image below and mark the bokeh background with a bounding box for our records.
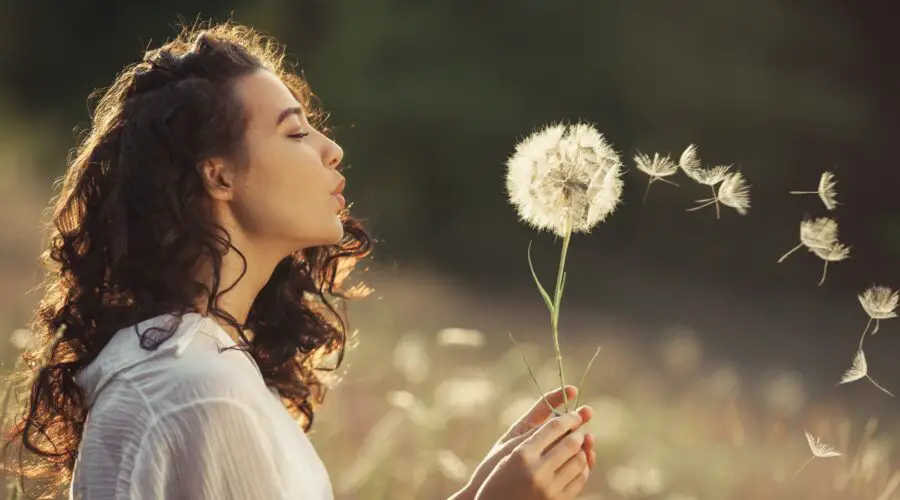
[2,1,900,498]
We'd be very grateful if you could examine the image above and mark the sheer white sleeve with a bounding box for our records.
[130,397,289,500]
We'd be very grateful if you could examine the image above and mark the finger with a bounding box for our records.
[559,467,590,500]
[554,450,589,491]
[540,428,585,471]
[513,386,578,433]
[522,411,583,455]
[492,424,540,458]
[576,405,593,425]
[582,433,596,469]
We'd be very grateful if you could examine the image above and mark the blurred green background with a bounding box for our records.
[2,1,900,498]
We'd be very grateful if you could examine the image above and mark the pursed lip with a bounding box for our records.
[332,178,346,211]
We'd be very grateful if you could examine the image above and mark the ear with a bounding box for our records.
[198,157,236,201]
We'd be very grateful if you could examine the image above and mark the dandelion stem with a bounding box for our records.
[777,244,803,263]
[658,177,680,187]
[642,179,654,204]
[573,346,601,410]
[550,213,573,412]
[859,317,873,350]
[866,374,895,397]
[509,332,561,416]
[819,261,829,286]
[789,191,817,195]
[793,456,815,479]
[711,185,721,219]
[686,199,719,212]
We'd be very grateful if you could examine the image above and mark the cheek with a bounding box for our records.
[240,153,331,235]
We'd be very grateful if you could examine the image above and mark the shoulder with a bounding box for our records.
[80,311,269,411]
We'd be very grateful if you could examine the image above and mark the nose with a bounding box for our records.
[324,140,344,170]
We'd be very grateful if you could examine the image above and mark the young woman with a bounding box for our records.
[5,21,596,499]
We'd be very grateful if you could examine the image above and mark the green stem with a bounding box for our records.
[551,213,573,412]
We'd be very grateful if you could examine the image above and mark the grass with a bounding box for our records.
[0,272,899,499]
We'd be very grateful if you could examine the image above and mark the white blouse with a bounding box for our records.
[70,312,333,500]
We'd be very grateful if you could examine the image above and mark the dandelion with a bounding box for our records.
[857,286,898,349]
[794,431,842,478]
[505,121,622,412]
[777,217,848,285]
[686,171,751,216]
[789,171,838,211]
[634,151,679,202]
[679,144,732,218]
[506,122,624,238]
[839,349,894,397]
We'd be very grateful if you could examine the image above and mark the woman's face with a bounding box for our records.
[222,69,346,253]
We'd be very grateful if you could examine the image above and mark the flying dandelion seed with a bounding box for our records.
[857,286,898,349]
[810,241,850,286]
[686,170,751,216]
[679,144,732,218]
[777,217,848,284]
[839,349,894,397]
[794,431,842,478]
[789,171,839,211]
[634,151,679,202]
[506,121,622,412]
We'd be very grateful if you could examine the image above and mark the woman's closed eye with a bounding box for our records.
[288,132,310,140]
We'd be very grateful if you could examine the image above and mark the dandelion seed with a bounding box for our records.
[634,151,679,202]
[777,218,846,285]
[857,286,898,349]
[790,171,839,211]
[506,122,624,238]
[839,349,894,397]
[811,242,850,286]
[679,144,732,218]
[794,431,841,478]
[686,171,751,216]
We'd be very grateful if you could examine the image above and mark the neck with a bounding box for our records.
[195,232,290,343]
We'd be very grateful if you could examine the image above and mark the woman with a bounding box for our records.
[4,21,596,499]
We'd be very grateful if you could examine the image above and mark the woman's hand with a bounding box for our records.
[473,409,593,500]
[454,386,595,500]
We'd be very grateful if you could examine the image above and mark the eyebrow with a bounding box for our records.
[276,106,304,126]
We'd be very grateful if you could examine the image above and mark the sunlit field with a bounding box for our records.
[1,163,900,500]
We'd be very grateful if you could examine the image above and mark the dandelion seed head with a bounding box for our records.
[634,151,678,179]
[506,122,623,237]
[818,171,839,211]
[840,349,868,384]
[804,431,842,458]
[858,286,899,320]
[717,171,751,215]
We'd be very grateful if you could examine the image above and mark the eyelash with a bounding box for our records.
[288,132,310,140]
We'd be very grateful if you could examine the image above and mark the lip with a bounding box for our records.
[331,178,346,211]
[333,193,346,211]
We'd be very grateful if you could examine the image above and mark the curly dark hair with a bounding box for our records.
[2,20,372,497]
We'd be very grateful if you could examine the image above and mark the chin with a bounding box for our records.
[316,222,345,247]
